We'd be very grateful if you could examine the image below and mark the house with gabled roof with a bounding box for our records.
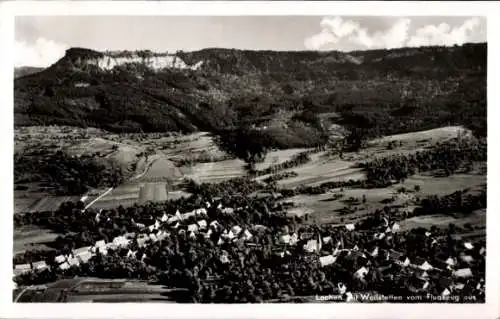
[319,255,337,267]
[59,262,70,270]
[73,246,92,257]
[14,264,32,276]
[32,261,48,271]
[77,251,93,264]
[68,257,80,267]
[453,268,473,278]
[54,255,66,264]
[197,219,208,230]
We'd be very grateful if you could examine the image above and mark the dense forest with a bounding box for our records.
[15,150,126,195]
[15,43,487,157]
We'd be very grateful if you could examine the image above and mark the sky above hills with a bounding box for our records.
[15,16,486,67]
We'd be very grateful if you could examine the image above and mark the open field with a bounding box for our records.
[389,172,486,197]
[399,209,486,232]
[137,157,182,182]
[254,148,311,171]
[180,159,247,183]
[252,126,474,190]
[159,132,230,163]
[343,125,471,163]
[13,226,58,255]
[368,126,470,148]
[14,191,80,214]
[90,182,191,209]
[281,171,486,225]
[15,278,183,302]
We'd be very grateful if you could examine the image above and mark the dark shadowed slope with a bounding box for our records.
[14,43,486,143]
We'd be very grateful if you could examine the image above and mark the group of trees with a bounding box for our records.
[185,178,263,198]
[15,150,126,195]
[414,189,487,217]
[279,179,364,197]
[263,172,299,184]
[252,152,312,177]
[361,137,486,188]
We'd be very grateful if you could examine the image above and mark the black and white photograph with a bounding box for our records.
[0,1,497,317]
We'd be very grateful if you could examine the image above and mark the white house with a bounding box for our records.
[453,268,473,278]
[210,220,220,229]
[391,223,400,232]
[137,238,148,247]
[398,257,411,267]
[338,283,347,294]
[96,246,108,256]
[345,224,355,231]
[14,264,31,276]
[280,234,291,244]
[113,236,129,247]
[231,225,242,236]
[68,257,80,267]
[32,261,48,271]
[374,233,385,240]
[188,224,199,233]
[149,233,158,242]
[156,230,169,241]
[355,266,369,279]
[204,229,213,239]
[220,253,230,264]
[460,255,474,264]
[95,240,106,248]
[304,239,319,253]
[419,261,433,271]
[161,213,169,222]
[54,255,66,264]
[319,255,337,267]
[243,229,253,241]
[59,262,70,270]
[197,219,208,230]
[464,242,474,250]
[445,257,456,266]
[126,250,137,259]
[73,246,92,257]
[77,251,92,264]
[196,208,208,216]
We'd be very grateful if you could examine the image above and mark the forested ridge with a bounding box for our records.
[15,43,486,153]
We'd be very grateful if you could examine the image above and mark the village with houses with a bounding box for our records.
[12,16,487,303]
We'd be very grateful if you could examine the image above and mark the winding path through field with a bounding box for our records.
[83,156,159,210]
[84,187,114,210]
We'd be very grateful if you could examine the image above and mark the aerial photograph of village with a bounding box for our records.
[12,15,486,303]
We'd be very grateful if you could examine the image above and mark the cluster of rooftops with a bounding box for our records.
[14,201,485,298]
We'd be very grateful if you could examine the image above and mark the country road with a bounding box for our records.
[83,156,158,210]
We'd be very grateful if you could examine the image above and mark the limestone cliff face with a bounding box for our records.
[64,48,203,71]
